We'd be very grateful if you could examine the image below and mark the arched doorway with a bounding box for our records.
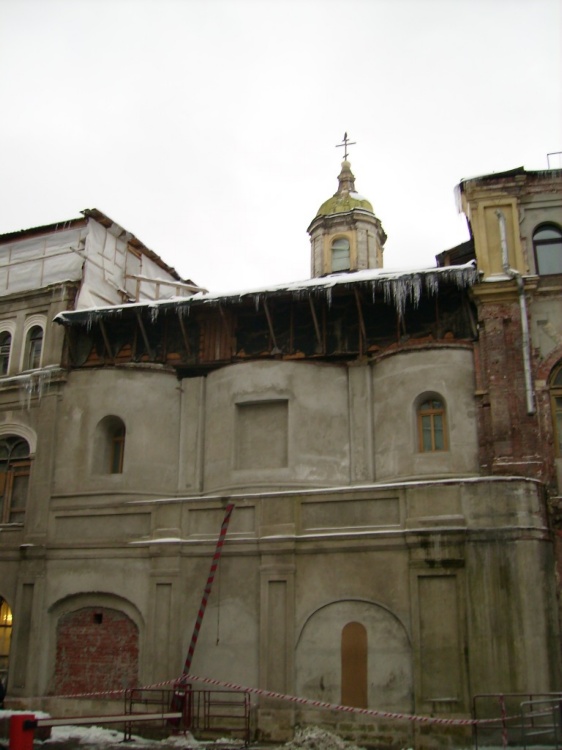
[296,599,413,712]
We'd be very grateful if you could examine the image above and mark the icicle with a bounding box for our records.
[17,368,53,410]
[425,273,440,297]
[85,311,101,333]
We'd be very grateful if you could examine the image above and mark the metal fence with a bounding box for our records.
[124,686,251,744]
[473,693,562,749]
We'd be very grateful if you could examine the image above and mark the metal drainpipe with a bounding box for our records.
[496,209,536,415]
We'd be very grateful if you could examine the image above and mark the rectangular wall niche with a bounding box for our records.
[418,575,461,702]
[236,400,288,470]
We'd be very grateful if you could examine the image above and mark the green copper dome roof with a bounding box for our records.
[315,160,374,217]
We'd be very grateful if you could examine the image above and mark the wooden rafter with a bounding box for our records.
[308,295,323,351]
[177,313,192,356]
[99,320,115,362]
[136,311,154,360]
[354,288,367,354]
[263,299,279,352]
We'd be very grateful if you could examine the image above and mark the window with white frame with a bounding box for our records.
[533,224,562,275]
[331,237,351,272]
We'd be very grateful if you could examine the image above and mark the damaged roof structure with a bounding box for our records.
[55,263,480,376]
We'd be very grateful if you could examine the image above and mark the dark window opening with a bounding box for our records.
[550,364,562,456]
[0,436,31,524]
[94,416,126,475]
[0,332,12,376]
[25,326,43,370]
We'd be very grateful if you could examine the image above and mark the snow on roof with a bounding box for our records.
[55,262,480,325]
[127,473,540,509]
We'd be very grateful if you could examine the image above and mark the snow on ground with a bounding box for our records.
[0,712,201,749]
[45,725,202,747]
[276,727,365,750]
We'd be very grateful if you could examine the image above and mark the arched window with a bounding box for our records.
[550,364,562,455]
[25,326,43,370]
[0,436,31,524]
[331,237,350,272]
[533,224,562,275]
[94,416,126,474]
[0,597,12,688]
[417,397,448,452]
[0,332,12,376]
[341,621,368,708]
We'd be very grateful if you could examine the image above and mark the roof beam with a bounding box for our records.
[99,320,115,363]
[354,288,367,354]
[308,295,323,352]
[136,311,154,360]
[263,298,279,353]
[177,313,192,356]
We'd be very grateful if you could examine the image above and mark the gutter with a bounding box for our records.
[496,210,535,415]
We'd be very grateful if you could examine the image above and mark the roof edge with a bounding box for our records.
[0,216,87,244]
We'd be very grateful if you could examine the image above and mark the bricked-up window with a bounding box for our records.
[534,224,562,275]
[0,332,11,376]
[550,365,562,455]
[418,398,448,452]
[53,607,138,695]
[235,400,288,470]
[0,597,12,685]
[0,436,31,523]
[331,237,350,272]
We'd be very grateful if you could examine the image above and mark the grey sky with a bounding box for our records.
[1,0,560,292]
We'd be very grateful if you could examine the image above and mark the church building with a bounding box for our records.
[0,154,561,746]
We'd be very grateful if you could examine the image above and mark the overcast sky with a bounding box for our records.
[0,0,560,292]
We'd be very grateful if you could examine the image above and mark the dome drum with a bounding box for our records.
[308,160,386,278]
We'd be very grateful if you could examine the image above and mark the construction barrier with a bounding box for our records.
[11,673,550,750]
[8,711,183,750]
[8,715,35,750]
[26,672,523,727]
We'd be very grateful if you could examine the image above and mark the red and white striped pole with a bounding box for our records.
[171,503,235,723]
[179,502,235,680]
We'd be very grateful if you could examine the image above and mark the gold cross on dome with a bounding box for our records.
[336,132,356,160]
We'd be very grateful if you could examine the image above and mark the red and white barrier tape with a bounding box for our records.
[50,674,515,728]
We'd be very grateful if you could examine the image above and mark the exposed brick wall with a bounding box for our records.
[52,607,138,695]
[475,292,562,640]
[474,298,550,483]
